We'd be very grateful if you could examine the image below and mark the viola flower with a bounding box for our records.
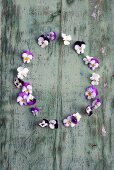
[22,51,33,63]
[38,35,49,48]
[92,98,101,110]
[83,56,93,64]
[22,84,32,94]
[31,107,40,116]
[85,86,98,99]
[88,58,99,70]
[63,113,81,128]
[74,41,86,54]
[86,106,93,116]
[27,94,36,105]
[39,119,49,128]
[49,120,58,129]
[14,77,24,88]
[90,73,100,85]
[63,116,72,127]
[62,33,72,45]
[17,67,29,80]
[47,32,56,41]
[17,92,28,106]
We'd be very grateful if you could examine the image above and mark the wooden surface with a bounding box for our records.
[0,0,114,169]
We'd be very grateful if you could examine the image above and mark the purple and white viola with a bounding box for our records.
[22,51,33,63]
[17,92,28,106]
[85,85,98,100]
[47,31,57,41]
[38,35,50,48]
[22,84,32,94]
[63,113,81,127]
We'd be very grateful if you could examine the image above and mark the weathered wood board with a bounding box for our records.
[0,0,114,169]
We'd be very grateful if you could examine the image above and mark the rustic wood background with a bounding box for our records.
[0,0,114,169]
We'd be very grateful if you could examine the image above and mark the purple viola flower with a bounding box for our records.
[31,107,40,116]
[85,85,98,100]
[92,98,101,110]
[47,32,57,41]
[22,84,32,94]
[22,51,33,63]
[38,35,50,48]
[27,94,36,105]
[63,113,81,128]
[17,92,28,106]
[88,58,99,70]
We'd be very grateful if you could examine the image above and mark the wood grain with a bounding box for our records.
[0,0,114,169]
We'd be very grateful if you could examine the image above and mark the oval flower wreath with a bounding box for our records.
[14,32,101,130]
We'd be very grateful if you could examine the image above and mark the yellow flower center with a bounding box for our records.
[91,64,95,67]
[24,57,29,61]
[26,89,29,93]
[87,92,92,97]
[21,99,25,103]
[67,120,71,125]
[79,47,82,51]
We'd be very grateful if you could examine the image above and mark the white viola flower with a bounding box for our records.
[83,56,93,64]
[22,85,32,94]
[86,106,93,116]
[90,73,100,85]
[49,120,58,129]
[63,116,71,127]
[73,112,81,122]
[39,119,49,128]
[38,35,49,48]
[17,67,29,80]
[62,33,72,45]
[74,41,86,54]
[22,51,33,63]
